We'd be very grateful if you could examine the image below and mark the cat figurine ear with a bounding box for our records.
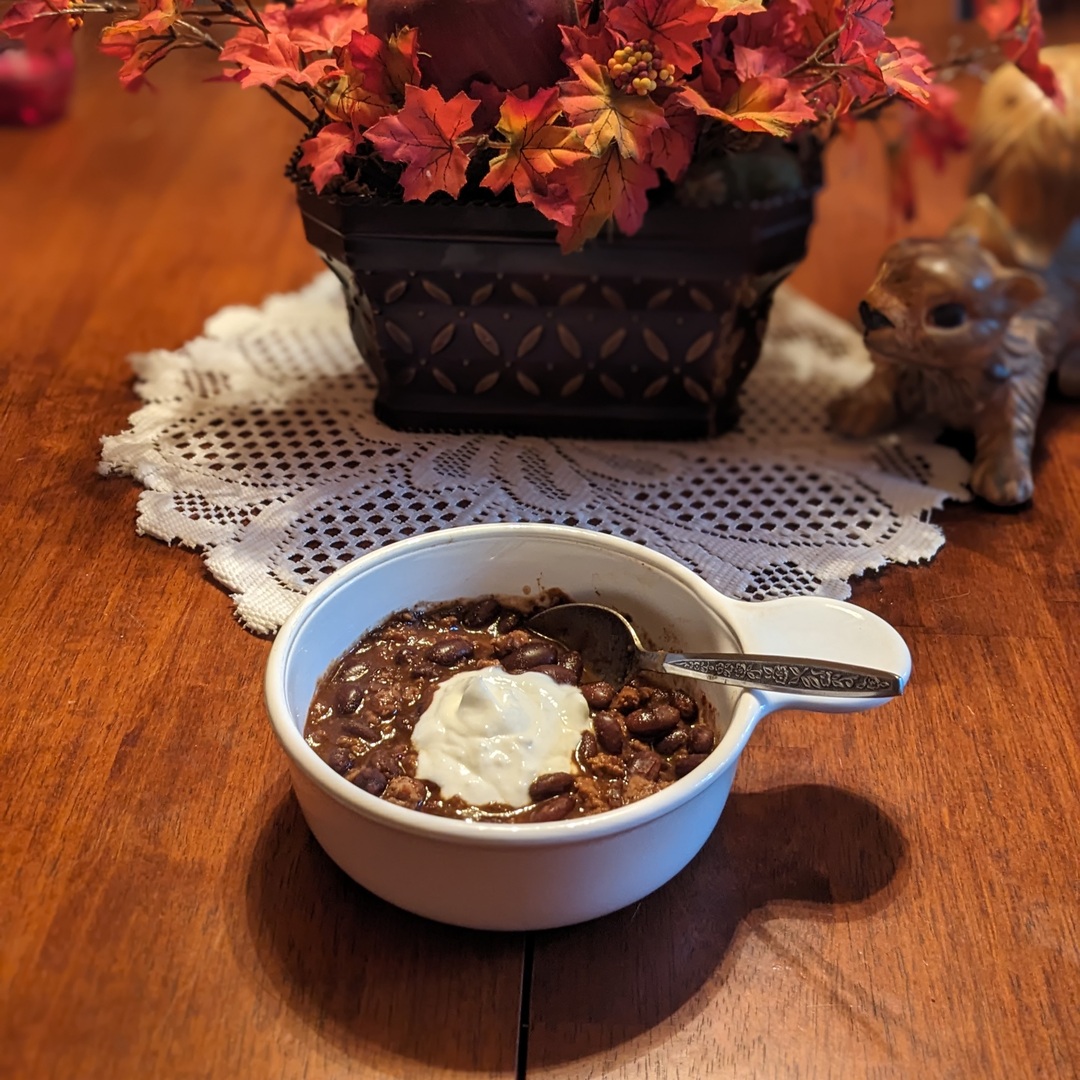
[992,266,1046,314]
[949,194,1035,269]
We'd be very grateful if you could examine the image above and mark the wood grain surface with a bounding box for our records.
[2,7,1078,1079]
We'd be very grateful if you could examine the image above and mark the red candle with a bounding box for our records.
[366,0,578,95]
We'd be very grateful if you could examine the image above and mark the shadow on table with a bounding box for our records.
[240,788,525,1073]
[240,781,904,1071]
[525,782,907,1067]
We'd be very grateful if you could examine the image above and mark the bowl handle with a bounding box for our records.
[727,595,912,714]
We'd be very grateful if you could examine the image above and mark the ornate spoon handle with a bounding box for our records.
[640,652,902,698]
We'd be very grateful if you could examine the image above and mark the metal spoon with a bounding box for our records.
[526,603,903,698]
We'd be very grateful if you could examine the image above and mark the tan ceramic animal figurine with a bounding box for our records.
[830,45,1080,506]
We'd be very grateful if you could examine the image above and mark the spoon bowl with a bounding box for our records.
[527,603,904,698]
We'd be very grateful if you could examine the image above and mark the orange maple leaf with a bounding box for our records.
[256,0,368,54]
[482,87,589,221]
[699,0,766,15]
[552,145,660,253]
[677,74,816,138]
[559,53,668,161]
[220,30,338,90]
[364,84,479,201]
[0,0,76,51]
[299,121,363,192]
[877,36,932,106]
[724,76,818,136]
[606,0,716,75]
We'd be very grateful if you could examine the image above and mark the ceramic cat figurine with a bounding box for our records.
[830,45,1080,506]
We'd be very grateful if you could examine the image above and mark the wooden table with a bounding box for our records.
[3,12,1078,1079]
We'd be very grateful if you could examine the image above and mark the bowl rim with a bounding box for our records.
[265,523,766,848]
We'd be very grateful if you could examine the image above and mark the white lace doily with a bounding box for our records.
[100,272,971,635]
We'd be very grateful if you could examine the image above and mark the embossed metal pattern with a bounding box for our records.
[665,656,900,696]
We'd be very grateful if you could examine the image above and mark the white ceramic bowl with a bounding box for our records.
[265,524,910,930]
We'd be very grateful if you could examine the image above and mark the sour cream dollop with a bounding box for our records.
[412,667,590,808]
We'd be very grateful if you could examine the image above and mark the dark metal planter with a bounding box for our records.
[296,178,818,439]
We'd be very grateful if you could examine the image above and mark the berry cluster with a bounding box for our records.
[607,40,676,97]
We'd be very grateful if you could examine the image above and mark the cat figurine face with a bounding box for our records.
[858,235,1044,379]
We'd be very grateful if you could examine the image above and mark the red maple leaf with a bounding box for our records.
[975,0,1060,103]
[732,44,796,80]
[838,0,892,62]
[348,27,420,101]
[907,82,969,171]
[298,122,363,192]
[239,0,368,55]
[606,0,716,75]
[552,145,660,252]
[559,52,669,161]
[877,35,931,106]
[560,21,619,67]
[649,98,699,180]
[364,84,479,201]
[0,0,74,51]
[482,86,589,220]
[974,0,1021,39]
[790,0,842,44]
[335,28,419,110]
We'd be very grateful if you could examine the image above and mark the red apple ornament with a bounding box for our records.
[366,0,578,95]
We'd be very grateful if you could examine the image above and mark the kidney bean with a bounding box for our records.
[628,750,663,781]
[341,715,379,741]
[352,766,387,796]
[672,690,698,721]
[325,747,354,774]
[531,664,578,685]
[461,597,500,628]
[495,610,522,633]
[594,711,624,754]
[581,681,616,709]
[502,641,559,672]
[429,637,475,666]
[625,704,681,736]
[688,725,714,755]
[336,685,364,715]
[675,753,709,778]
[529,794,575,822]
[578,731,599,759]
[562,651,584,679]
[529,772,575,801]
[656,728,688,755]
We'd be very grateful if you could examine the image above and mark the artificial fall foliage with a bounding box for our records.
[0,0,1060,252]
